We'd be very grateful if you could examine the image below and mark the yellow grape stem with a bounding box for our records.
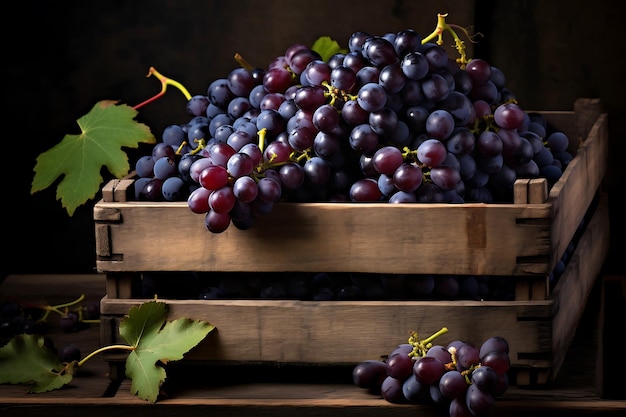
[133,67,192,110]
[77,344,136,367]
[408,327,449,358]
[234,53,254,71]
[39,294,87,321]
[421,13,472,68]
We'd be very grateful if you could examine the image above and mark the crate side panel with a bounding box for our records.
[95,202,551,276]
[547,113,608,269]
[549,193,610,380]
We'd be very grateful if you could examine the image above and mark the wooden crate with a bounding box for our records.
[96,98,609,385]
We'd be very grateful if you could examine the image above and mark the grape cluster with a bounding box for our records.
[0,299,99,339]
[353,334,510,417]
[131,28,575,233]
[0,298,97,363]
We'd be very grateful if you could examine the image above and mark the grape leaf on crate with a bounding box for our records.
[119,300,215,403]
[31,100,156,216]
[311,36,347,62]
[0,334,73,393]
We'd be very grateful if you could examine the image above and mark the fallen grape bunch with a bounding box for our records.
[353,328,511,417]
[128,13,574,233]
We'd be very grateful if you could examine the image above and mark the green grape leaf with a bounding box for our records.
[312,36,347,62]
[0,334,74,393]
[31,100,156,216]
[119,300,215,403]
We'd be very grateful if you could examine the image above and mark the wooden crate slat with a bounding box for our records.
[101,296,553,366]
[94,202,553,276]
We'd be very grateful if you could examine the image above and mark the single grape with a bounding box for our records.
[417,139,447,167]
[471,365,499,394]
[380,375,406,404]
[385,351,414,380]
[465,383,495,416]
[456,343,480,371]
[402,375,430,403]
[547,131,570,152]
[449,396,473,417]
[413,356,446,385]
[494,102,525,130]
[480,350,511,375]
[208,186,236,213]
[204,209,231,233]
[369,107,398,136]
[60,312,80,333]
[353,360,387,392]
[187,187,211,214]
[59,344,81,363]
[439,370,468,399]
[162,177,186,201]
[357,82,387,112]
[393,163,423,192]
[372,146,404,175]
[312,104,340,133]
[135,155,155,178]
[349,124,380,154]
[257,177,282,203]
[401,51,429,80]
[349,178,382,201]
[199,165,229,191]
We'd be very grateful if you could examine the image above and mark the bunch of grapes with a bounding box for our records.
[0,297,100,339]
[132,26,575,233]
[0,298,98,363]
[353,330,511,417]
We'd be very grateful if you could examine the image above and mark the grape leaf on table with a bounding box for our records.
[0,334,73,393]
[119,300,215,403]
[31,100,156,216]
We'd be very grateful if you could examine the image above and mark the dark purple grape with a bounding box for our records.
[480,350,511,375]
[456,343,480,371]
[372,146,404,175]
[402,375,430,403]
[204,209,231,233]
[60,312,80,333]
[59,344,81,363]
[357,82,387,112]
[349,178,382,202]
[449,396,473,417]
[385,351,414,380]
[401,51,429,81]
[471,365,499,394]
[466,383,495,415]
[413,356,446,384]
[353,360,387,391]
[380,375,406,403]
[439,370,468,399]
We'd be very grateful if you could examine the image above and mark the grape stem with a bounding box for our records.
[408,326,449,358]
[35,294,86,322]
[133,67,192,110]
[76,344,136,367]
[234,53,254,71]
[421,13,481,69]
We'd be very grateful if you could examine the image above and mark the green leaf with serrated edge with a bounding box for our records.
[0,334,73,393]
[312,36,347,62]
[119,300,215,403]
[30,100,156,216]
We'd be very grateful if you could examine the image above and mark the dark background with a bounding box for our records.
[2,0,623,277]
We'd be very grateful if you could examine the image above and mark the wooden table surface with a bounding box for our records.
[1,274,624,416]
